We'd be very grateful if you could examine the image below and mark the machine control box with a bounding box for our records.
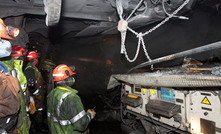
[146,99,181,117]
[121,94,143,107]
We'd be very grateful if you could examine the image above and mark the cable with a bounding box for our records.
[126,0,145,21]
[150,0,160,5]
[162,0,189,20]
[165,121,182,134]
[127,41,221,73]
[149,114,182,134]
[120,85,133,125]
[150,116,161,134]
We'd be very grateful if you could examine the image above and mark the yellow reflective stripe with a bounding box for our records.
[70,110,86,124]
[57,92,73,116]
[128,94,138,98]
[47,110,86,125]
[57,86,72,92]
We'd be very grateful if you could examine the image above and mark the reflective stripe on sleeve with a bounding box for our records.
[48,110,87,126]
[70,110,86,124]
[21,83,27,89]
[38,108,43,111]
[14,67,19,79]
[33,89,39,95]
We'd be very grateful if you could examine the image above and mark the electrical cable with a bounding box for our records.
[132,120,139,132]
[150,0,160,5]
[120,85,132,125]
[150,116,161,134]
[162,0,189,20]
[149,112,182,134]
[103,86,121,104]
[102,85,121,109]
[165,121,182,134]
[127,41,221,73]
[126,0,144,21]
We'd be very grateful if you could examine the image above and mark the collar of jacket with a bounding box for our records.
[57,86,78,94]
[13,59,23,69]
[26,62,39,72]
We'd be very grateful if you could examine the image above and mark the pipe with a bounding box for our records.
[128,41,221,73]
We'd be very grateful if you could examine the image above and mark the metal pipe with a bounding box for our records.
[128,41,221,73]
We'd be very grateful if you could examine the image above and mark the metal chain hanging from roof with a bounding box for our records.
[116,0,190,69]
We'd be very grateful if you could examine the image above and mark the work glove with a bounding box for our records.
[87,109,96,120]
[29,96,36,114]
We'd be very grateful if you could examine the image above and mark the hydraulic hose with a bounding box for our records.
[128,41,221,73]
[0,62,9,74]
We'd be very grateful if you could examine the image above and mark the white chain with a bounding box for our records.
[143,0,190,36]
[122,36,141,62]
[116,0,123,20]
[117,0,189,67]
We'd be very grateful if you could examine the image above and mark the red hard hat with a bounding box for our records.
[53,64,76,82]
[11,45,26,57]
[27,51,40,60]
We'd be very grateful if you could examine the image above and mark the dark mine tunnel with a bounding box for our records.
[1,0,221,134]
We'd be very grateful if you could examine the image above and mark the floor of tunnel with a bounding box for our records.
[29,120,121,134]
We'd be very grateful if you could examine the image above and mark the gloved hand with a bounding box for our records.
[87,109,96,119]
[29,96,36,114]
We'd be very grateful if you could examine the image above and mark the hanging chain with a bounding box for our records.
[117,0,189,68]
[143,0,190,36]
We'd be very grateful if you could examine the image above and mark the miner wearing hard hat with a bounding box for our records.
[47,64,96,134]
[24,51,46,132]
[0,18,21,134]
[11,45,30,134]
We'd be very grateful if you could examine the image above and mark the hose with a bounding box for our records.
[0,62,9,74]
[128,41,221,73]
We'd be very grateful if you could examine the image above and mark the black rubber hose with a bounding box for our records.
[128,41,221,73]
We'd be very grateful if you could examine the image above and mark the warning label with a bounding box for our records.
[201,96,211,105]
[142,88,146,93]
[150,89,155,95]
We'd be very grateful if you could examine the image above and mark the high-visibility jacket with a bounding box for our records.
[25,62,44,112]
[0,61,21,134]
[0,56,13,72]
[0,58,27,133]
[13,59,29,134]
[47,86,92,134]
[25,62,44,92]
[25,62,38,80]
[17,84,29,134]
[13,59,27,92]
